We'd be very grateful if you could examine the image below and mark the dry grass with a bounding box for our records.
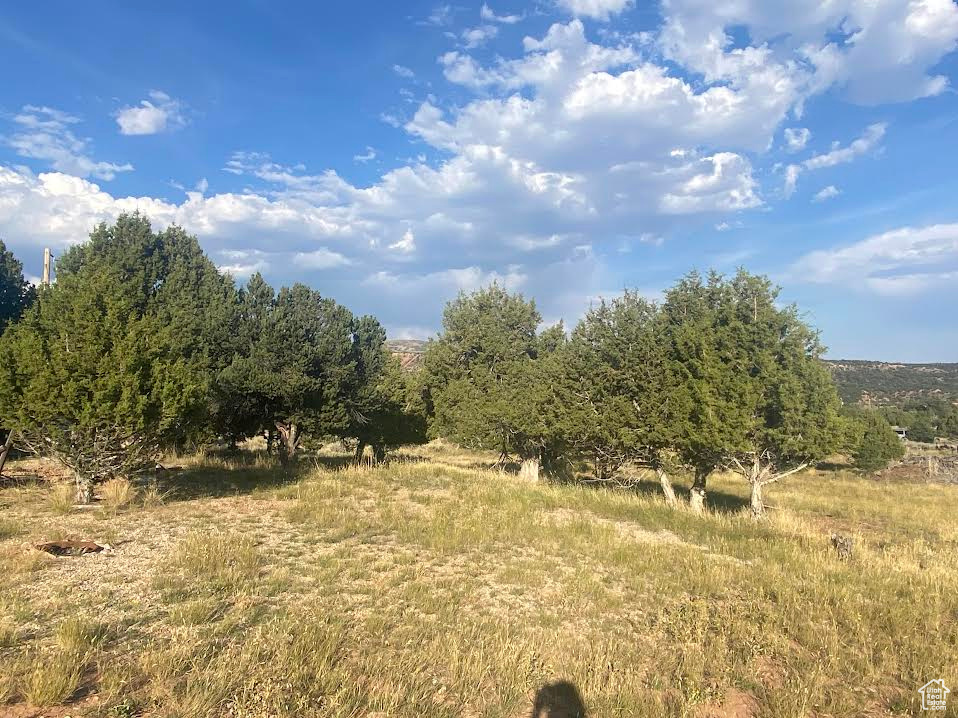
[48,481,76,514]
[0,445,956,717]
[100,477,136,511]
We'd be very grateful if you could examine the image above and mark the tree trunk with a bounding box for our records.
[0,429,14,476]
[519,457,540,482]
[75,472,93,504]
[657,468,678,508]
[373,444,386,465]
[689,468,708,515]
[750,479,765,517]
[275,422,301,463]
[265,429,274,455]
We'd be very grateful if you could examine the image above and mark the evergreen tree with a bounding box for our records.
[560,291,682,503]
[351,355,428,463]
[662,270,843,515]
[907,414,936,444]
[0,215,228,502]
[715,272,843,516]
[422,284,564,480]
[218,276,358,461]
[346,315,427,462]
[0,239,35,334]
[661,271,743,513]
[852,412,905,473]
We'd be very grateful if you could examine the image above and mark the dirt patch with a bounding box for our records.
[694,688,758,718]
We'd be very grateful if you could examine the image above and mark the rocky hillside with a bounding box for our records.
[825,360,958,405]
[386,339,427,372]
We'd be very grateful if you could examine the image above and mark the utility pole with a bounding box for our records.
[42,247,51,286]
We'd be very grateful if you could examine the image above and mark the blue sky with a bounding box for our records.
[1,0,957,361]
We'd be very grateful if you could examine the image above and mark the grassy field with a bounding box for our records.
[1,442,957,717]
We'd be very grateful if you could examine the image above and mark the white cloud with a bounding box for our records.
[659,0,958,106]
[791,223,958,294]
[293,248,352,269]
[480,3,521,23]
[784,127,810,153]
[115,90,187,136]
[420,4,454,27]
[218,249,269,277]
[353,146,377,163]
[389,228,416,253]
[6,106,133,181]
[556,0,633,21]
[461,24,499,48]
[784,123,886,196]
[803,123,886,170]
[811,185,840,202]
[4,7,957,335]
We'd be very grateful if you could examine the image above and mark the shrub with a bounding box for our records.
[853,413,905,473]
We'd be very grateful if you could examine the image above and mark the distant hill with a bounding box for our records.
[824,360,958,405]
[386,339,427,372]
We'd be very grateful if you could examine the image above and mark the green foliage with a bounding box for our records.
[558,291,678,479]
[907,414,936,444]
[0,239,34,334]
[852,412,905,473]
[660,270,843,512]
[422,284,564,469]
[218,275,358,459]
[0,214,231,500]
[353,355,428,462]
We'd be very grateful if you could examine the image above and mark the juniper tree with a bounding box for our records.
[422,284,565,481]
[350,354,428,463]
[714,272,843,516]
[662,270,843,515]
[852,412,905,473]
[0,239,34,334]
[0,215,232,502]
[560,291,683,504]
[218,276,358,461]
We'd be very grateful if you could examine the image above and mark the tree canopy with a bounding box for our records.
[0,214,230,501]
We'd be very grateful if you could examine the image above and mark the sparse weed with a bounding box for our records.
[100,477,136,511]
[49,482,75,514]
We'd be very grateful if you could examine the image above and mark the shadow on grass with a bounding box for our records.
[552,474,750,515]
[157,451,358,502]
[530,681,587,718]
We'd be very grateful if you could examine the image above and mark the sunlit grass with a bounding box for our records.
[0,444,956,716]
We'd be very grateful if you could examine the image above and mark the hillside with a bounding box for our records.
[386,339,427,372]
[825,359,958,405]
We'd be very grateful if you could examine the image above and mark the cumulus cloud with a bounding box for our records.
[791,223,958,294]
[4,6,957,334]
[461,24,499,48]
[659,0,958,105]
[389,228,416,254]
[115,91,187,136]
[480,3,521,24]
[294,248,352,269]
[812,185,840,202]
[556,0,633,21]
[784,127,810,152]
[5,106,133,180]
